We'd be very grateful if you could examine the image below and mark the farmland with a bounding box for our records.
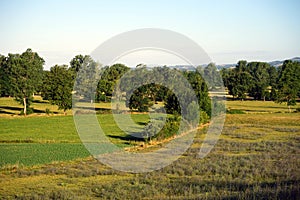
[0,97,299,199]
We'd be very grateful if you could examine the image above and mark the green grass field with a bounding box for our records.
[0,97,299,199]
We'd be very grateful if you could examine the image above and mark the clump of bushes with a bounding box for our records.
[226,109,246,114]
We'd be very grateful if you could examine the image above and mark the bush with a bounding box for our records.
[226,109,246,114]
[295,107,300,113]
[45,108,51,115]
[211,100,226,116]
[149,116,180,141]
[200,111,210,124]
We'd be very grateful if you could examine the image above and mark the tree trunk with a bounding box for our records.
[288,105,291,113]
[23,97,27,116]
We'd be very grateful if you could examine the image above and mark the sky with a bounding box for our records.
[0,0,299,69]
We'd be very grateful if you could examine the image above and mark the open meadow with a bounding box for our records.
[0,97,299,199]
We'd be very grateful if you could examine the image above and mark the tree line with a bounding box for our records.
[220,60,300,111]
[0,49,211,118]
[0,49,299,115]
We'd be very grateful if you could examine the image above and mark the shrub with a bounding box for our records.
[226,109,246,114]
[45,108,51,115]
[200,111,210,124]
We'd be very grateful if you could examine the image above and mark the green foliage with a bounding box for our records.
[153,116,181,140]
[45,108,51,115]
[222,60,282,101]
[69,54,86,75]
[203,63,223,89]
[211,99,226,116]
[226,109,246,114]
[275,60,300,109]
[3,49,44,115]
[186,101,199,127]
[183,70,211,116]
[41,65,73,114]
[73,56,101,102]
[128,85,153,112]
[247,62,271,100]
[228,69,252,100]
[96,63,130,102]
[20,107,34,115]
[199,110,210,124]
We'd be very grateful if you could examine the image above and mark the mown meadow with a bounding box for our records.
[0,97,299,199]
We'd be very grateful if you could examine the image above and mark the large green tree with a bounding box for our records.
[73,55,100,103]
[41,65,73,115]
[226,61,253,100]
[275,60,300,112]
[6,49,44,115]
[96,63,130,102]
[70,54,86,76]
[203,63,223,89]
[247,62,270,101]
[0,54,8,97]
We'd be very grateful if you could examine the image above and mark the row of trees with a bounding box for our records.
[221,60,300,110]
[0,49,211,118]
[1,49,299,115]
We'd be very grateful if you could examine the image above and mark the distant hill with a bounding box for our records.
[144,57,300,70]
[216,57,300,69]
[268,57,300,67]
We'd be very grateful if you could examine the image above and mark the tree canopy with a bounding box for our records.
[41,65,73,114]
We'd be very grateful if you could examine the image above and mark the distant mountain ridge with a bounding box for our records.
[216,57,300,69]
[143,57,300,70]
[268,57,300,67]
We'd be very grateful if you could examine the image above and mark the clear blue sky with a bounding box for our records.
[0,0,299,69]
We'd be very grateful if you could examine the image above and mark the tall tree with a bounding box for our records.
[0,54,8,97]
[96,63,130,102]
[41,65,73,115]
[73,56,100,103]
[6,49,44,115]
[183,70,211,116]
[247,62,270,101]
[203,63,223,89]
[275,60,300,112]
[227,61,252,100]
[268,66,278,100]
[70,54,86,76]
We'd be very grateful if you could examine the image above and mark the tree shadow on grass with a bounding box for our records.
[0,106,21,111]
[0,106,59,115]
[32,108,59,114]
[0,109,15,115]
[32,99,49,104]
[108,134,145,142]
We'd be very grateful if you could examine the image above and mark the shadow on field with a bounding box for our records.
[108,134,145,142]
[32,99,48,104]
[0,106,21,111]
[0,106,59,115]
[0,109,15,115]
